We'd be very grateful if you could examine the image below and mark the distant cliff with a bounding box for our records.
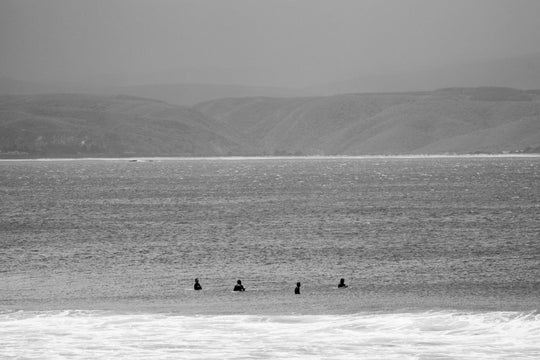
[1,88,539,158]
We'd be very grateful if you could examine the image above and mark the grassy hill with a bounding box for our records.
[195,87,540,155]
[1,87,539,158]
[0,94,244,157]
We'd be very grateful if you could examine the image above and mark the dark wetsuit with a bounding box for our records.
[194,282,202,290]
[294,286,300,294]
[233,284,245,291]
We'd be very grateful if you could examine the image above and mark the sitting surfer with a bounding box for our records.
[294,282,301,294]
[194,278,202,290]
[233,279,245,291]
[338,278,348,288]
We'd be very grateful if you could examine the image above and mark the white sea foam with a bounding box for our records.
[1,310,538,359]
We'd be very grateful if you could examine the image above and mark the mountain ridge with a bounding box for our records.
[0,77,314,106]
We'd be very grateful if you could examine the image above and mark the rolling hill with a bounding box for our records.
[1,87,539,158]
[195,87,540,155]
[0,94,244,157]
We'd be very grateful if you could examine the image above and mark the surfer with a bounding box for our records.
[338,278,348,288]
[194,278,202,290]
[295,282,301,294]
[233,280,245,291]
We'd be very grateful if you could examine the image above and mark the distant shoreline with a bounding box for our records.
[1,154,539,162]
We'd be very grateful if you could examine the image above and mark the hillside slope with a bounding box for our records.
[0,94,244,157]
[2,88,539,158]
[195,87,540,155]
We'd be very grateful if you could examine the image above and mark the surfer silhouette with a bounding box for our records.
[233,280,245,291]
[295,282,301,294]
[194,278,202,290]
[338,278,348,288]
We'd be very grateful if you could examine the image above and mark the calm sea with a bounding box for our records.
[1,156,539,359]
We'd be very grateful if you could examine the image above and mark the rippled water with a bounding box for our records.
[1,156,539,358]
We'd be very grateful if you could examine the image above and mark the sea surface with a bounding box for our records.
[1,156,539,359]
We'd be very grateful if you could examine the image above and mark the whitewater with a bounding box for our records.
[1,310,538,359]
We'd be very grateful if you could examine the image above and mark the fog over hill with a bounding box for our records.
[2,55,539,106]
[1,88,539,158]
[0,78,313,107]
[317,54,540,95]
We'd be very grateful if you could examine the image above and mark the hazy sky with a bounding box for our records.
[1,0,540,87]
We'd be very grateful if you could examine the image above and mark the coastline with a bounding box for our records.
[1,153,539,162]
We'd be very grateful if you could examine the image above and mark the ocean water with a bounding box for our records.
[1,156,539,359]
